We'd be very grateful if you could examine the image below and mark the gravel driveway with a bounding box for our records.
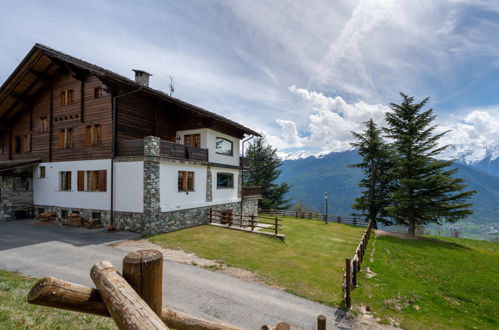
[0,219,352,329]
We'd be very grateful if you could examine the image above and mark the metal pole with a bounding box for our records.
[324,188,328,224]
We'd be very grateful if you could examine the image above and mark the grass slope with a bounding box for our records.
[354,235,499,329]
[0,270,116,330]
[150,217,365,305]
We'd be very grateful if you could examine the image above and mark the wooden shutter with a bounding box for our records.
[77,171,84,191]
[60,91,65,106]
[12,137,16,154]
[184,135,191,146]
[98,170,107,192]
[67,90,73,105]
[67,129,72,148]
[93,125,101,145]
[182,171,188,191]
[85,126,91,145]
[59,131,65,148]
[66,172,72,190]
[26,134,31,152]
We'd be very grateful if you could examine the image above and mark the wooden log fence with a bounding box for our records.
[341,219,376,309]
[27,249,334,329]
[208,208,282,237]
[260,209,368,227]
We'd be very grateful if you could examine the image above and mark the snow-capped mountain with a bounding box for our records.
[441,143,499,176]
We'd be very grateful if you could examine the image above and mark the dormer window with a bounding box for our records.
[215,137,233,156]
[184,134,201,147]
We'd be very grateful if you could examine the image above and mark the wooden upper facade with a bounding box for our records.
[0,44,259,163]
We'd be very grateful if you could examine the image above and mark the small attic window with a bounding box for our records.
[94,87,103,99]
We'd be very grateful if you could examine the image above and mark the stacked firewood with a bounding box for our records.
[36,212,58,221]
[62,213,103,229]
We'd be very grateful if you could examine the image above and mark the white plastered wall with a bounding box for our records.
[33,159,111,210]
[212,168,239,202]
[206,129,240,166]
[113,161,144,212]
[160,162,207,212]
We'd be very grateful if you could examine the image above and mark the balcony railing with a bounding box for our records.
[116,139,208,162]
[242,186,262,198]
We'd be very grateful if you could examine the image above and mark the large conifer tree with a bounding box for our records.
[244,136,291,210]
[384,93,475,235]
[350,119,393,226]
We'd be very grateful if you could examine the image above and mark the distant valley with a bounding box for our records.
[277,150,499,240]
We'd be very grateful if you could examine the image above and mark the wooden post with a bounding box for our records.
[28,277,243,330]
[90,261,168,329]
[250,215,255,231]
[337,216,341,223]
[123,249,163,317]
[209,208,212,223]
[317,315,326,330]
[353,218,357,226]
[323,214,327,224]
[295,211,298,218]
[352,259,358,287]
[274,217,278,236]
[345,258,351,309]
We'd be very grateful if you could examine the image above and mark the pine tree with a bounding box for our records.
[350,119,393,226]
[244,136,291,209]
[384,93,475,235]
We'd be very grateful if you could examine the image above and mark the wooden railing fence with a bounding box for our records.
[27,249,331,329]
[342,219,376,309]
[261,209,368,227]
[208,208,282,237]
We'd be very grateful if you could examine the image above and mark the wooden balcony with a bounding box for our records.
[242,186,262,198]
[240,156,249,168]
[116,139,208,162]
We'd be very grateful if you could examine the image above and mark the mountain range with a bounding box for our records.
[277,150,499,237]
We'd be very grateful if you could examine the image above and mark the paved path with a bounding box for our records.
[0,219,351,329]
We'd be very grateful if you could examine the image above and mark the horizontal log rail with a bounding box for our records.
[342,219,375,309]
[260,209,368,227]
[208,208,282,237]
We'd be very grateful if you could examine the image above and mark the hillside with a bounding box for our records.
[277,150,499,239]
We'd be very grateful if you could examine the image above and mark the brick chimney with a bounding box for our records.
[132,69,152,87]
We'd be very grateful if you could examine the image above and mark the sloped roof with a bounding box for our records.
[0,43,259,137]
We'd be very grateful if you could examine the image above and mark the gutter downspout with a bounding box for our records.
[240,135,254,215]
[109,87,143,230]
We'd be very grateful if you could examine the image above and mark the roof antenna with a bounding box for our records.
[169,75,175,96]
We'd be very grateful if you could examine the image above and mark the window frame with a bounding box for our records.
[215,137,233,156]
[59,171,72,191]
[216,172,234,189]
[39,166,46,179]
[178,171,195,192]
[85,125,101,146]
[77,170,107,192]
[59,129,73,148]
[39,117,48,133]
[60,89,73,106]
[184,134,201,147]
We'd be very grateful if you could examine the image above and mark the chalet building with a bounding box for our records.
[0,44,261,233]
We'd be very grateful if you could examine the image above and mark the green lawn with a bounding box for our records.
[150,217,365,305]
[0,269,116,330]
[353,235,499,329]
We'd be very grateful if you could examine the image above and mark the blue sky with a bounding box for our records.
[2,0,499,159]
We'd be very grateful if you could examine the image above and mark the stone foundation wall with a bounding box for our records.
[33,198,259,234]
[1,176,34,221]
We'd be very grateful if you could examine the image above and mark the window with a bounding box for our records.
[59,171,72,191]
[39,166,46,178]
[14,177,31,191]
[39,117,48,133]
[184,134,201,147]
[77,170,107,192]
[60,89,73,106]
[215,137,233,156]
[94,87,103,99]
[59,129,73,148]
[217,173,234,188]
[178,171,194,191]
[85,125,101,146]
[13,134,31,153]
